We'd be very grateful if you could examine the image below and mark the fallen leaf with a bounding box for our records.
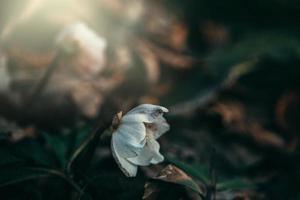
[153,165,204,196]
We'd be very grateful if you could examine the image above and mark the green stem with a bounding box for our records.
[28,167,84,196]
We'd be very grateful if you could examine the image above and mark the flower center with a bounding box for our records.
[144,122,158,137]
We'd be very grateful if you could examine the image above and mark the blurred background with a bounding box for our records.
[0,0,300,199]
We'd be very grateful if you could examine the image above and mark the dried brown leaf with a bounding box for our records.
[275,90,300,134]
[143,182,160,200]
[153,165,204,195]
[0,118,36,142]
[211,100,285,149]
[201,21,229,47]
[136,40,160,83]
[143,165,205,200]
[211,101,247,133]
[169,22,188,50]
[148,41,198,69]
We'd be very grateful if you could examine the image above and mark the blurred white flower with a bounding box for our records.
[0,53,10,91]
[56,21,107,78]
[51,22,108,118]
[111,104,170,177]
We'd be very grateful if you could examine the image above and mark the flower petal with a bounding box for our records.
[112,132,140,158]
[126,104,168,122]
[118,122,147,145]
[111,137,138,177]
[122,113,152,123]
[111,104,169,177]
[153,116,170,139]
[127,104,169,114]
[127,135,164,166]
[112,123,146,158]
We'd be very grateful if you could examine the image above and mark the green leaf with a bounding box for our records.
[73,126,92,151]
[0,148,24,166]
[0,167,50,187]
[1,139,55,167]
[42,132,69,167]
[66,115,114,178]
[217,178,254,191]
[207,33,300,82]
[0,166,85,197]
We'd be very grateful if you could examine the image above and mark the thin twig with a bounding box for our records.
[208,147,217,200]
[66,113,114,176]
[25,52,61,107]
[28,167,85,196]
[169,87,219,117]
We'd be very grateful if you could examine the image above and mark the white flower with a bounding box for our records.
[56,22,107,78]
[111,104,170,177]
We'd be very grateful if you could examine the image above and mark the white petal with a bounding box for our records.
[112,123,146,158]
[127,104,168,114]
[111,137,137,177]
[118,122,146,145]
[152,116,170,139]
[110,104,169,177]
[126,104,168,122]
[56,22,106,51]
[122,113,152,123]
[112,132,142,158]
[127,135,164,166]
